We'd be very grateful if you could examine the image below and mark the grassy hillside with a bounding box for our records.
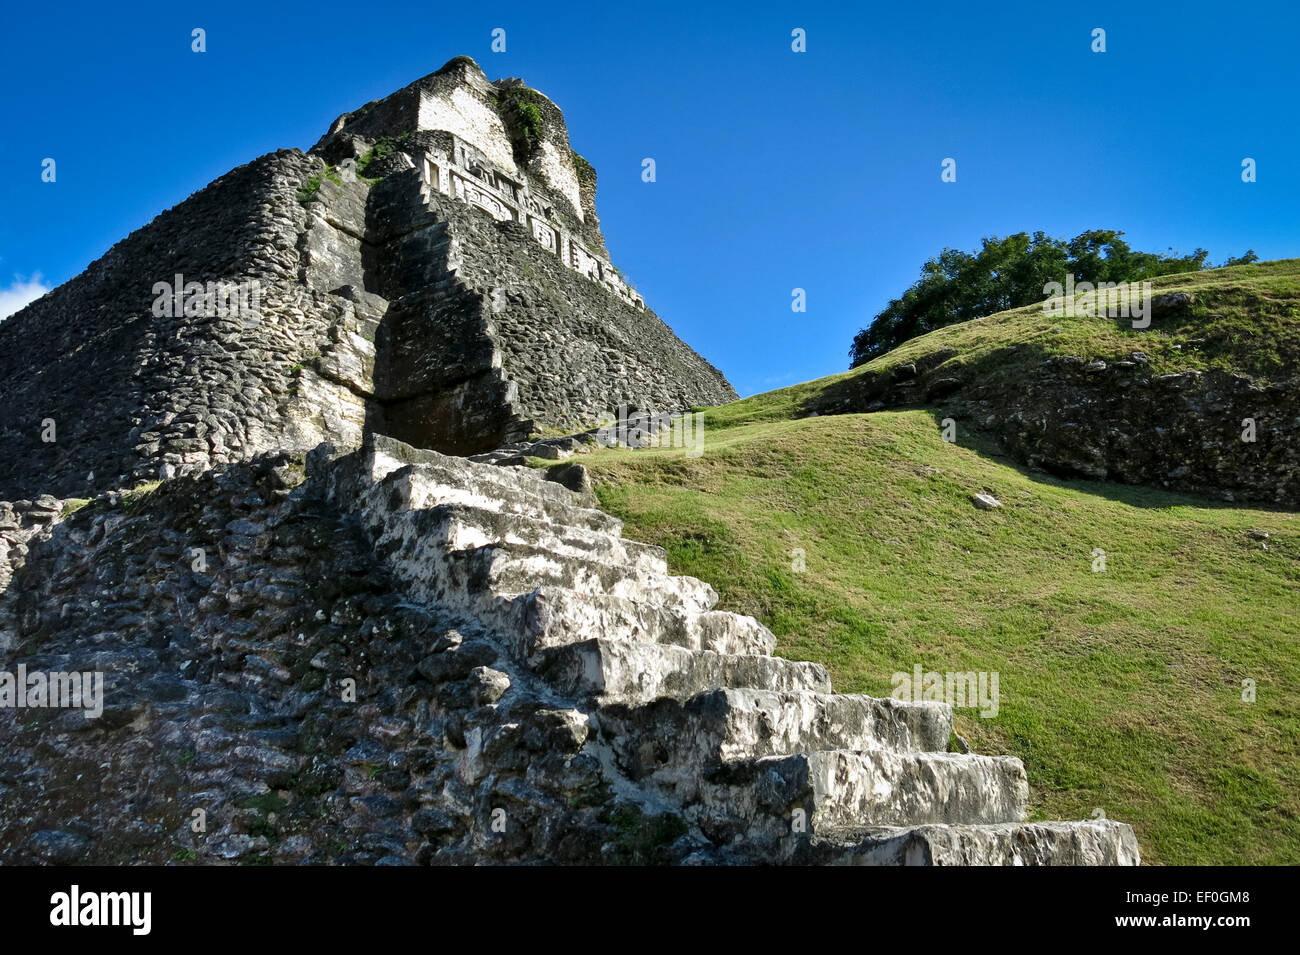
[712,258,1300,430]
[555,259,1300,865]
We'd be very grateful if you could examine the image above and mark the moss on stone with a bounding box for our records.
[602,802,688,864]
[571,150,596,185]
[441,55,480,72]
[297,165,343,204]
[496,88,546,162]
[356,133,412,182]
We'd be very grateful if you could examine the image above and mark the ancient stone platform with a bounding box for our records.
[0,436,1140,864]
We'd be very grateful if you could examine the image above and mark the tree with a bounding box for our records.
[848,231,1239,367]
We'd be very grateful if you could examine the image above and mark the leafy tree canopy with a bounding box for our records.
[848,231,1257,367]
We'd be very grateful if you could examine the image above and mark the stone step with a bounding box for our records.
[419,501,668,577]
[533,638,831,705]
[503,587,777,658]
[810,819,1141,866]
[693,749,1027,839]
[407,460,610,521]
[443,541,716,614]
[597,688,953,781]
[322,436,1144,866]
[358,434,613,527]
[354,500,626,619]
[377,462,622,535]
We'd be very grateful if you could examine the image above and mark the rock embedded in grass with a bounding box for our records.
[1152,291,1195,316]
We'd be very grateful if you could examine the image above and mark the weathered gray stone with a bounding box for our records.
[599,688,953,777]
[807,341,1300,506]
[700,749,1028,837]
[511,588,778,658]
[536,638,831,705]
[0,55,1142,866]
[1152,291,1195,315]
[0,443,1139,865]
[0,57,736,503]
[814,819,1142,866]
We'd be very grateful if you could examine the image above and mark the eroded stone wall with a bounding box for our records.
[420,180,736,433]
[0,59,736,499]
[0,455,663,865]
[0,150,373,501]
[806,347,1300,506]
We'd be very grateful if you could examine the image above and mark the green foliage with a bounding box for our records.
[355,133,411,181]
[849,230,1256,366]
[571,150,596,185]
[602,803,688,864]
[496,87,546,160]
[242,793,288,815]
[837,258,1300,388]
[121,480,163,514]
[296,165,343,205]
[1223,250,1260,267]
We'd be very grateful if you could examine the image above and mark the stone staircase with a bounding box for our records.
[329,434,1140,865]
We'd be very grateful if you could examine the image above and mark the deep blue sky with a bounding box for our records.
[2,1,1296,395]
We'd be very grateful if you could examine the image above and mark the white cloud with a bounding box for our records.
[0,272,51,320]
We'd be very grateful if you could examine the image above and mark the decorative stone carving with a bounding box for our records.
[453,173,515,222]
[495,175,521,202]
[525,194,553,221]
[601,267,625,295]
[431,135,641,303]
[530,217,558,254]
[457,142,495,184]
[569,240,602,281]
[422,157,441,191]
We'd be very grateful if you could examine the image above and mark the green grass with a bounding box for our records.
[568,259,1300,865]
[355,134,411,182]
[571,150,596,185]
[119,480,163,514]
[712,258,1300,430]
[296,165,344,205]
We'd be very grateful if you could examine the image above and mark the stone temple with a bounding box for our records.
[0,56,736,502]
[0,58,1139,865]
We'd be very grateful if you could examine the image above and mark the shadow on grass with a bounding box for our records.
[801,327,1299,514]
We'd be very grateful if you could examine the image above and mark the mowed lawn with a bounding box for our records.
[566,409,1300,865]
